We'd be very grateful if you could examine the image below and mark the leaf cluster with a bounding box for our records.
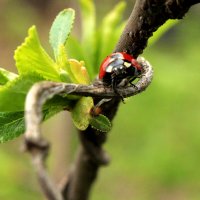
[0,0,178,143]
[0,0,125,142]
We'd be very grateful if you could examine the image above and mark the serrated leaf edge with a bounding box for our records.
[49,8,75,61]
[89,114,111,133]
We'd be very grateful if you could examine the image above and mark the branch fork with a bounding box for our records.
[22,0,200,199]
[24,57,153,200]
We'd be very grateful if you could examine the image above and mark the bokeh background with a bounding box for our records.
[1,0,200,200]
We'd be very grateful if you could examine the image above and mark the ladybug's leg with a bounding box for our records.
[111,75,117,93]
[111,75,125,103]
[129,77,138,89]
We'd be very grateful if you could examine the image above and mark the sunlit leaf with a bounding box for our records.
[72,97,93,130]
[69,59,90,84]
[49,8,75,61]
[14,26,60,81]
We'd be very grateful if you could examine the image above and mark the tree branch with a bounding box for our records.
[24,0,200,200]
[24,57,152,200]
[115,0,200,57]
[62,1,200,200]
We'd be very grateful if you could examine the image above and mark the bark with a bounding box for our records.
[61,1,200,200]
[24,0,200,200]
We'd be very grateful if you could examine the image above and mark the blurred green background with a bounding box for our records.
[1,0,200,200]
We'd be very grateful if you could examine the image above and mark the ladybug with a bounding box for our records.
[99,52,142,92]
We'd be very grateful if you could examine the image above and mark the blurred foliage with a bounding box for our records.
[0,1,200,200]
[0,0,129,142]
[67,0,126,78]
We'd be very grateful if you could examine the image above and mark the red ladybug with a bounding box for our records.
[99,52,142,91]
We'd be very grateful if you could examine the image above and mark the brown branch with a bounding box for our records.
[24,58,152,200]
[24,139,63,200]
[115,0,200,57]
[24,0,200,200]
[62,1,200,200]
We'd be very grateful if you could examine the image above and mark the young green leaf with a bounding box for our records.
[56,45,90,84]
[49,8,75,61]
[72,97,93,130]
[0,68,18,85]
[14,26,60,81]
[89,114,111,132]
[68,59,90,84]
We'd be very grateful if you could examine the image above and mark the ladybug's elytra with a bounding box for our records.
[99,52,142,91]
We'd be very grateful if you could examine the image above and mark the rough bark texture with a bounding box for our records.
[115,0,200,57]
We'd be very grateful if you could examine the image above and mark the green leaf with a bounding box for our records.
[0,68,18,85]
[89,114,111,132]
[95,1,126,72]
[148,19,179,46]
[0,72,45,112]
[0,111,24,143]
[72,97,93,130]
[49,8,75,61]
[0,106,67,143]
[66,1,126,79]
[56,45,90,84]
[79,0,96,77]
[14,26,60,81]
[68,59,90,84]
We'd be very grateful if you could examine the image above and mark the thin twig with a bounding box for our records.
[25,57,152,141]
[24,57,152,200]
[62,1,200,199]
[23,0,200,199]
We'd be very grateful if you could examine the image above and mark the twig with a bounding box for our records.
[62,1,200,200]
[24,82,65,200]
[24,57,152,200]
[24,0,200,199]
[24,57,152,141]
